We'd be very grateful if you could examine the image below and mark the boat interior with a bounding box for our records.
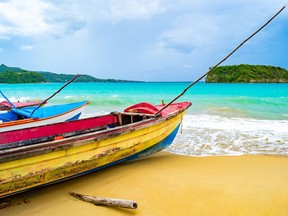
[0,112,156,151]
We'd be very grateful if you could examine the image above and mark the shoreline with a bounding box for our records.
[1,152,288,215]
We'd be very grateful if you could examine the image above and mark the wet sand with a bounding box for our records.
[1,152,288,216]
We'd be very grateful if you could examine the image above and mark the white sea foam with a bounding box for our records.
[8,96,31,102]
[167,114,288,156]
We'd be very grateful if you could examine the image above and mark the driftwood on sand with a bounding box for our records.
[69,192,138,209]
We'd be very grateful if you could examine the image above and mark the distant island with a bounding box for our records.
[0,64,138,83]
[205,64,288,83]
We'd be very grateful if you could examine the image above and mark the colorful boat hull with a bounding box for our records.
[0,101,89,132]
[0,102,191,198]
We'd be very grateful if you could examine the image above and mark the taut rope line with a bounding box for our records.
[155,5,286,116]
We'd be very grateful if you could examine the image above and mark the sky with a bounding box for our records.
[0,0,287,81]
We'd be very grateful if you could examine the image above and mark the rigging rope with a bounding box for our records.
[154,5,286,116]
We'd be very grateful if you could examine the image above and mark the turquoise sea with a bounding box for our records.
[0,82,287,156]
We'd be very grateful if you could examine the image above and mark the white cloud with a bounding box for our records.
[102,0,170,23]
[156,14,220,54]
[183,64,194,69]
[152,1,287,55]
[0,0,85,39]
[20,45,33,51]
[0,35,10,40]
[0,0,171,39]
[0,0,53,37]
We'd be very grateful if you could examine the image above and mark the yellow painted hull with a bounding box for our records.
[0,110,186,198]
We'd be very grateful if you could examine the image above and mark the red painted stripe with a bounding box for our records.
[0,115,117,145]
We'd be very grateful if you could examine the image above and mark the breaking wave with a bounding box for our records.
[167,114,288,156]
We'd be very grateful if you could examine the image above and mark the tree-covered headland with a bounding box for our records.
[205,64,288,83]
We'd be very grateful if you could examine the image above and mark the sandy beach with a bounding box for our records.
[1,152,288,216]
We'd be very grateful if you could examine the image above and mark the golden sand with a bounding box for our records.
[1,152,288,216]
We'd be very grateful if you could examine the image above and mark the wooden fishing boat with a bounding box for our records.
[0,101,191,198]
[0,101,44,111]
[0,101,89,132]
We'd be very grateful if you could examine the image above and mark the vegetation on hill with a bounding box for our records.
[39,72,132,83]
[0,64,23,73]
[205,64,288,83]
[0,71,46,83]
[0,64,137,83]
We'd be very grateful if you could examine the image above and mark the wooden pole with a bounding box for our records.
[69,192,138,209]
[154,5,286,116]
[30,74,81,115]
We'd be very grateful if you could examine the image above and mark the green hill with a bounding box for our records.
[0,71,46,83]
[39,71,106,82]
[0,64,136,83]
[205,64,288,83]
[0,64,24,73]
